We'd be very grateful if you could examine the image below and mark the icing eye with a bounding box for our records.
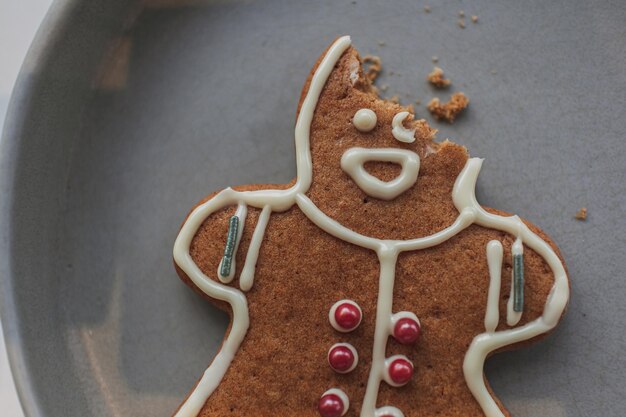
[353,108,377,132]
[391,112,416,143]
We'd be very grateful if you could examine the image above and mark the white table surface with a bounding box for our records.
[1,1,54,415]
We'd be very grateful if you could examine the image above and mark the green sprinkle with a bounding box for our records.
[513,253,524,312]
[220,216,239,277]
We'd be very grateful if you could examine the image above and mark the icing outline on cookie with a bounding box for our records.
[173,36,569,417]
[485,240,503,333]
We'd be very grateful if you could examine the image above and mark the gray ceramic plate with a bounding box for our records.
[1,0,625,416]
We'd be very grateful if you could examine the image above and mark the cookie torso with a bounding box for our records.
[184,204,554,417]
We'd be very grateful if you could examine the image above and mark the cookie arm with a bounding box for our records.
[176,192,260,294]
[172,188,250,417]
[463,219,569,417]
[454,158,570,417]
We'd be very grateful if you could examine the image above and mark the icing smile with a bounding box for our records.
[340,147,420,200]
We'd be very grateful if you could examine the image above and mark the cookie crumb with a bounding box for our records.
[407,104,415,114]
[459,10,465,17]
[362,55,382,82]
[428,92,469,122]
[415,99,422,105]
[424,5,431,13]
[575,207,587,221]
[428,67,451,88]
[380,84,389,92]
[431,55,439,63]
[471,15,479,23]
[458,19,466,29]
[389,95,400,104]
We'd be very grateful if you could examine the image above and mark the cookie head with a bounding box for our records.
[302,46,470,240]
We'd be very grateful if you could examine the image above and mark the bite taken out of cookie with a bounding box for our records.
[172,36,570,417]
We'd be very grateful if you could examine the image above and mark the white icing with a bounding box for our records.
[361,248,398,414]
[173,35,569,417]
[329,299,362,332]
[375,406,405,417]
[217,203,247,283]
[383,354,414,387]
[340,147,420,201]
[391,112,416,143]
[353,108,377,132]
[485,240,503,333]
[296,194,477,253]
[239,205,271,292]
[512,237,524,255]
[328,342,359,373]
[506,238,524,326]
[322,388,350,416]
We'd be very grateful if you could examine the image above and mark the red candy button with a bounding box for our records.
[387,356,414,386]
[329,300,362,332]
[334,303,361,330]
[318,393,345,417]
[328,343,357,373]
[393,317,421,345]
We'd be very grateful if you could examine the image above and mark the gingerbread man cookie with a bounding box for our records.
[173,36,569,417]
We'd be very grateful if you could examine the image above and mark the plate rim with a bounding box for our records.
[0,1,77,416]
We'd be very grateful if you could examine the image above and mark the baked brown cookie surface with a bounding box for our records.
[172,37,569,417]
